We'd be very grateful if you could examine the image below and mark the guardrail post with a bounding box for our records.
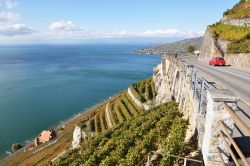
[193,71,198,98]
[202,89,238,166]
[198,78,205,113]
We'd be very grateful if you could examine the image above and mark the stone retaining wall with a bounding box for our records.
[153,55,237,166]
[222,17,250,26]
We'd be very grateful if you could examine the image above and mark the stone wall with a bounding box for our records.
[222,17,250,26]
[127,87,153,110]
[153,55,237,165]
[225,53,250,68]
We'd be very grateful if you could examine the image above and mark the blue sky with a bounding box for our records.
[0,0,239,44]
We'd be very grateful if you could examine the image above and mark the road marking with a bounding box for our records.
[186,60,250,81]
[209,66,250,81]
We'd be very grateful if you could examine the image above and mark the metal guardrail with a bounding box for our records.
[166,55,249,166]
[218,103,250,166]
[189,67,214,114]
[219,121,249,166]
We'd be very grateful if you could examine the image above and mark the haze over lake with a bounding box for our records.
[0,44,161,157]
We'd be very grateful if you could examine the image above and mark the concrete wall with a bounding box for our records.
[153,55,237,166]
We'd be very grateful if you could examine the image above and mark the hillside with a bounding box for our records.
[50,102,188,166]
[134,37,203,55]
[199,0,250,68]
[2,78,168,165]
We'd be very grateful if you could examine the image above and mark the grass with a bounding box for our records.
[223,0,250,19]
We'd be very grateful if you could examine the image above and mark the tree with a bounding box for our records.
[187,45,195,53]
[12,143,23,152]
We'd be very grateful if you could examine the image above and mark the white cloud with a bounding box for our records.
[0,11,32,36]
[0,12,20,22]
[49,20,86,32]
[0,23,33,36]
[0,19,204,43]
[47,20,204,40]
[6,0,18,9]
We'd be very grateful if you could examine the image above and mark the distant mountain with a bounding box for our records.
[134,37,203,55]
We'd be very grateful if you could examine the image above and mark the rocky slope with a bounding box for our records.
[199,0,250,68]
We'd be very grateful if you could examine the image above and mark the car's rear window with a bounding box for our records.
[218,58,224,60]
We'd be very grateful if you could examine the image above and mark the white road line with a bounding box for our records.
[187,60,250,81]
[209,66,250,80]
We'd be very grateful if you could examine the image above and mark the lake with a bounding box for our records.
[0,44,161,157]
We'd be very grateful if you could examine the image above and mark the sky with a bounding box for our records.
[0,0,239,44]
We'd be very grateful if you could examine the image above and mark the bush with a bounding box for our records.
[12,143,23,152]
[187,45,195,53]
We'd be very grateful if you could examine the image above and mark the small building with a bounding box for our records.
[194,50,200,56]
[34,129,56,146]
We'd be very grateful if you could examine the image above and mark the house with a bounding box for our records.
[34,129,56,146]
[194,50,200,56]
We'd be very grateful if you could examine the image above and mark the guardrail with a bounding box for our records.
[218,103,250,166]
[166,55,249,166]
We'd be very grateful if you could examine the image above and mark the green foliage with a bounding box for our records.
[130,77,157,103]
[12,143,23,152]
[160,118,188,166]
[209,23,250,53]
[228,33,250,53]
[223,0,250,19]
[187,45,195,53]
[52,102,187,166]
[209,23,250,41]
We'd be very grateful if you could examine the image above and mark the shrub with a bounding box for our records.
[187,45,195,53]
[12,143,23,152]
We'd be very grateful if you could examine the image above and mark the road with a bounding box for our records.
[184,58,250,138]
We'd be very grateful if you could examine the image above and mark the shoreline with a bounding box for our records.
[0,98,109,163]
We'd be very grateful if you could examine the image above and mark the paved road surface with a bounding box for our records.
[184,58,250,138]
[184,58,250,163]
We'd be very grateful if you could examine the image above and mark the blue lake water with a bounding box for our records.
[0,44,161,157]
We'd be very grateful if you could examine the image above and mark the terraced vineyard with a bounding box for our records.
[130,77,157,103]
[80,86,145,136]
[76,78,156,137]
[51,102,188,166]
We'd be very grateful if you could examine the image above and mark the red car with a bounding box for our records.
[209,57,226,66]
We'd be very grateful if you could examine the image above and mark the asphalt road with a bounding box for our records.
[184,58,250,138]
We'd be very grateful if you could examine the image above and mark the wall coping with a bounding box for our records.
[207,89,239,102]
